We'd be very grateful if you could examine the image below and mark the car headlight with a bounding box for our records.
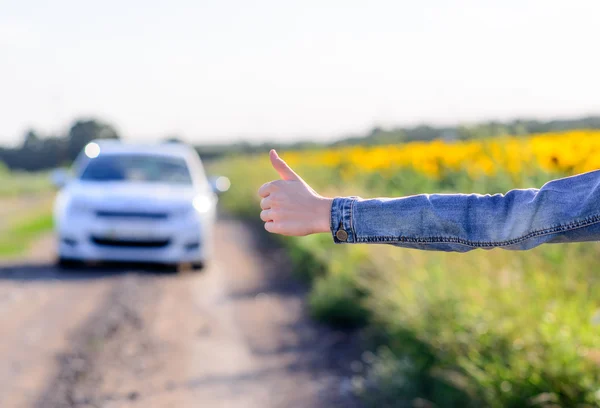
[192,195,213,213]
[67,198,91,216]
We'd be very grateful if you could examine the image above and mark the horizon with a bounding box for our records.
[4,111,600,148]
[2,0,599,146]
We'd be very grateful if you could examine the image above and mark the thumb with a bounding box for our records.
[270,149,301,181]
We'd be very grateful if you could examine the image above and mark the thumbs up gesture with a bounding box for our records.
[258,150,333,236]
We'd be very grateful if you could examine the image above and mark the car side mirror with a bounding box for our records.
[51,168,71,188]
[209,176,230,195]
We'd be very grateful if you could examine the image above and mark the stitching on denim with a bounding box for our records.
[355,213,600,247]
[349,198,356,243]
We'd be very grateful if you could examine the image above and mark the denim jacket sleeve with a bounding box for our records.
[329,170,600,252]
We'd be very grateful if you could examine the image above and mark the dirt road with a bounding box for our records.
[0,217,361,408]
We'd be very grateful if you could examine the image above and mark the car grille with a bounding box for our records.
[91,236,171,248]
[95,210,169,220]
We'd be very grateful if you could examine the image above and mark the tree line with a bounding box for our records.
[331,115,600,146]
[0,119,120,172]
[1,115,599,172]
[193,115,600,158]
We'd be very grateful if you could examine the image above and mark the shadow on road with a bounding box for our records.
[214,218,363,406]
[1,216,363,407]
[0,261,178,282]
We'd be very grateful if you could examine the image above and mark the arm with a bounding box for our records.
[258,150,600,252]
[330,170,600,252]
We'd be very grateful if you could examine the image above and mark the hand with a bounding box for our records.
[258,150,332,236]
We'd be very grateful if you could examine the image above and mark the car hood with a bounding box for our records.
[65,181,203,211]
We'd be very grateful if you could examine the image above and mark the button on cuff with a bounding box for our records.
[330,197,358,244]
[335,228,348,242]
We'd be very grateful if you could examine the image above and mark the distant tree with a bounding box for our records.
[163,135,185,144]
[10,129,45,171]
[369,126,383,138]
[5,129,69,171]
[67,119,120,160]
[2,114,600,172]
[22,129,42,151]
[41,136,69,168]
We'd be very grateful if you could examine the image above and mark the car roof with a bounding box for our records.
[89,139,197,158]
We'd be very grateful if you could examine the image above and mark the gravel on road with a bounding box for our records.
[0,217,363,408]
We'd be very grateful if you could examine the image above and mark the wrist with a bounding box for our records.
[314,197,333,234]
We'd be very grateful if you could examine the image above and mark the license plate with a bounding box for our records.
[104,225,157,240]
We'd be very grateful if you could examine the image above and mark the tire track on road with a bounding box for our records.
[7,218,362,408]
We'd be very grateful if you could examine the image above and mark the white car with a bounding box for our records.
[51,140,228,270]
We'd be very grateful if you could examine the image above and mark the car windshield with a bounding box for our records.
[79,154,193,185]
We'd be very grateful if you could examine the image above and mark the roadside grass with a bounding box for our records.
[0,165,53,197]
[0,167,56,257]
[0,204,54,257]
[209,152,600,408]
[0,169,55,258]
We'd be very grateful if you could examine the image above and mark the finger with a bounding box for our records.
[264,221,281,234]
[270,149,301,182]
[258,181,274,198]
[260,196,273,209]
[260,209,273,222]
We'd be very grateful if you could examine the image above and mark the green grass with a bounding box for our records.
[209,154,600,407]
[0,166,53,197]
[0,203,54,257]
[0,167,56,256]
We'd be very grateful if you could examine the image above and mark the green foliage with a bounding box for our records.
[308,247,372,328]
[0,207,54,256]
[3,114,600,171]
[283,235,329,282]
[309,269,370,329]
[212,154,600,407]
[199,115,600,160]
[0,171,54,197]
[358,242,600,407]
[0,169,55,257]
[66,119,119,160]
[0,118,120,172]
[12,211,54,237]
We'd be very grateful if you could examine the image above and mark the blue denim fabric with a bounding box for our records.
[330,170,600,252]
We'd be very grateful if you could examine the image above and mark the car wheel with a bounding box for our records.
[191,261,206,271]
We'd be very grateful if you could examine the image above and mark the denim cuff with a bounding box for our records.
[330,197,358,243]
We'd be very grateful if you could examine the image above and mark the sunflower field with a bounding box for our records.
[211,129,600,408]
[282,129,600,181]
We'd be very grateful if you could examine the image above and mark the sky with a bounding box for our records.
[1,0,599,145]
